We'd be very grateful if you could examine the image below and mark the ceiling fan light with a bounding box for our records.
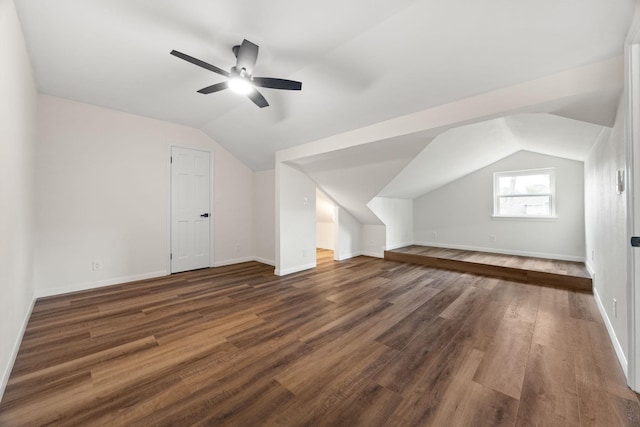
[228,76,253,94]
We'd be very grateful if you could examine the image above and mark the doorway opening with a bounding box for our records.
[316,188,337,265]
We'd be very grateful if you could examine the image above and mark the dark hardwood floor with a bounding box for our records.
[386,245,592,292]
[0,250,638,426]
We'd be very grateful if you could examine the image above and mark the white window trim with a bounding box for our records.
[492,167,556,220]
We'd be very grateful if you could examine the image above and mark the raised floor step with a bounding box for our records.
[384,245,592,293]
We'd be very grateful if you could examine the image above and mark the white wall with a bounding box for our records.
[336,207,362,261]
[414,150,585,261]
[361,224,386,258]
[316,223,335,250]
[213,136,254,267]
[35,95,254,295]
[253,169,275,265]
[585,96,628,369]
[316,190,335,250]
[275,163,317,275]
[0,0,38,399]
[368,197,413,250]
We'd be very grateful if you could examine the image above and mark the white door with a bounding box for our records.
[171,147,211,273]
[628,33,640,391]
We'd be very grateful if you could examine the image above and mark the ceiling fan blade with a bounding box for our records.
[247,89,269,108]
[170,50,230,77]
[197,81,229,94]
[252,77,302,91]
[236,39,259,75]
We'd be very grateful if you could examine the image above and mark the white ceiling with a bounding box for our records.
[379,114,606,199]
[284,51,622,224]
[290,135,429,224]
[316,189,336,224]
[15,0,634,171]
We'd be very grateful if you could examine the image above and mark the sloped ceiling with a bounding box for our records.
[14,0,634,171]
[379,114,607,199]
[316,189,336,224]
[14,1,633,229]
[289,135,429,224]
[279,55,622,225]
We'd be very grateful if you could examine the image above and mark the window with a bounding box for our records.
[493,168,555,218]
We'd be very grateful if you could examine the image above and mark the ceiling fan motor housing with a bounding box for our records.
[170,39,302,108]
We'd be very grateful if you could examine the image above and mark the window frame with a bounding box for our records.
[492,167,557,220]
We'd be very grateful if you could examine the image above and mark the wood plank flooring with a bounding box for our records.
[386,245,592,292]
[1,250,637,426]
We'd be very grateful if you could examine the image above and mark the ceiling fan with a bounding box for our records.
[170,39,302,108]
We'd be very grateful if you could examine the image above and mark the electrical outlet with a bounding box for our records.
[489,235,497,242]
[613,298,618,318]
[236,244,240,254]
[432,231,438,238]
[591,250,595,261]
[92,260,102,271]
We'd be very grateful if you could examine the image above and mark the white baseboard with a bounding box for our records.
[386,241,414,250]
[214,257,275,267]
[36,257,278,299]
[359,251,384,259]
[412,241,585,263]
[253,257,275,267]
[585,261,595,278]
[593,286,628,377]
[36,270,168,298]
[275,262,316,276]
[335,251,385,261]
[1,296,36,402]
[213,257,255,267]
[336,252,360,261]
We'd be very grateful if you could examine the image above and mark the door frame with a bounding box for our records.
[626,2,640,392]
[167,145,215,274]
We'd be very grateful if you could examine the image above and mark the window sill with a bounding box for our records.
[491,215,557,222]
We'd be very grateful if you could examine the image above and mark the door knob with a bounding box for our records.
[200,213,210,218]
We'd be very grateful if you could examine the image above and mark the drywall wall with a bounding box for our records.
[368,197,413,250]
[336,207,362,261]
[213,133,254,267]
[316,223,335,250]
[35,95,253,295]
[361,225,386,258]
[275,163,317,275]
[585,96,628,368]
[414,150,586,261]
[316,189,335,250]
[0,0,37,399]
[253,169,275,266]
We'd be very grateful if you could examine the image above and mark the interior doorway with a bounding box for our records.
[316,188,337,262]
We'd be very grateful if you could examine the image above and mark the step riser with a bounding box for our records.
[384,251,592,293]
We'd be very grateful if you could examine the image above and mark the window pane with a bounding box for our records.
[498,195,550,216]
[498,174,550,196]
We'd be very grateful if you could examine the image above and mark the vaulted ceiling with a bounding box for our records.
[14,0,635,228]
[15,0,634,171]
